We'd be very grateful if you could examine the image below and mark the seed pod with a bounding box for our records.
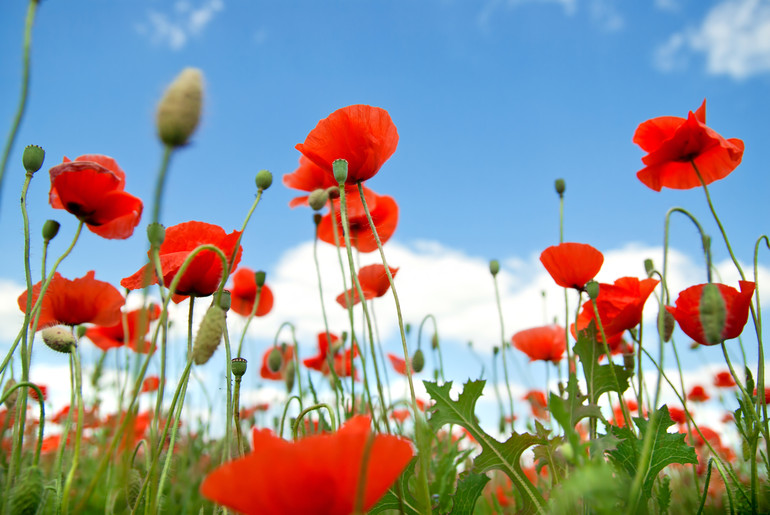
[585,280,600,300]
[411,349,425,373]
[147,223,166,247]
[156,68,203,147]
[231,357,247,378]
[332,159,348,184]
[10,465,43,515]
[192,305,227,365]
[42,326,77,354]
[42,220,60,242]
[3,378,18,409]
[554,178,566,196]
[22,145,45,174]
[489,259,500,276]
[256,170,273,191]
[255,271,266,288]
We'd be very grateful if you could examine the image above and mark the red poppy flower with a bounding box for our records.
[227,268,274,317]
[523,390,549,420]
[668,406,687,425]
[283,155,339,208]
[41,434,65,454]
[634,100,744,191]
[574,277,659,340]
[296,105,399,185]
[141,376,161,393]
[330,345,360,379]
[754,387,770,404]
[240,403,270,419]
[200,415,412,515]
[687,385,710,403]
[18,271,124,330]
[28,384,47,402]
[511,324,566,364]
[317,186,398,253]
[336,264,399,308]
[387,353,411,375]
[85,305,161,353]
[303,333,342,372]
[540,243,604,290]
[666,281,755,346]
[121,221,243,303]
[48,155,143,239]
[713,371,737,388]
[260,345,294,381]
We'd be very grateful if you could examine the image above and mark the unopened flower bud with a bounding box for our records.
[42,326,77,354]
[22,145,45,174]
[42,220,60,242]
[658,308,675,343]
[256,169,272,191]
[308,189,329,211]
[267,347,283,373]
[585,280,600,300]
[431,333,439,350]
[217,291,231,311]
[156,68,203,147]
[192,305,227,365]
[489,259,500,276]
[554,178,566,196]
[699,283,726,345]
[231,357,247,378]
[644,258,655,275]
[147,223,165,247]
[10,465,43,515]
[255,271,266,288]
[284,361,296,392]
[332,159,348,184]
[3,379,17,409]
[411,349,425,373]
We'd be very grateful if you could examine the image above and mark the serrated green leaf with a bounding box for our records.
[656,474,671,514]
[574,325,633,403]
[549,374,603,431]
[605,405,697,506]
[368,459,422,515]
[424,380,546,513]
[450,472,489,515]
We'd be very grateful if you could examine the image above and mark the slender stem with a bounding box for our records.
[292,403,337,439]
[151,146,173,225]
[61,349,84,515]
[753,236,769,460]
[492,273,515,427]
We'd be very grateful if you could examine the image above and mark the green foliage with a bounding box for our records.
[574,324,633,404]
[450,472,489,515]
[369,459,423,515]
[546,461,626,514]
[655,474,671,514]
[423,380,546,513]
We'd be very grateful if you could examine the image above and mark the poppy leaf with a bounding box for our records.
[449,471,490,515]
[368,458,422,515]
[573,323,633,404]
[548,373,603,433]
[424,380,546,513]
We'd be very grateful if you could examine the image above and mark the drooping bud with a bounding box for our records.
[658,308,675,343]
[431,333,439,350]
[267,347,283,373]
[42,220,60,242]
[231,357,247,378]
[332,159,348,184]
[156,68,203,147]
[192,305,227,365]
[699,283,726,345]
[585,280,600,300]
[554,178,566,196]
[284,360,296,392]
[147,223,166,247]
[489,259,500,277]
[3,378,17,409]
[308,189,329,211]
[255,271,266,288]
[10,465,43,515]
[411,349,425,373]
[643,258,655,275]
[42,326,77,354]
[256,170,273,191]
[22,145,45,174]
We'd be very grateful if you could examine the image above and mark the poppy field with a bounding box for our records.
[2,6,770,515]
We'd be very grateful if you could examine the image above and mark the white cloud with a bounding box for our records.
[477,0,622,32]
[135,0,224,50]
[655,0,770,79]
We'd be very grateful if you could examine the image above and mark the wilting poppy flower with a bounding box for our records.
[283,155,340,208]
[666,281,755,346]
[523,390,549,420]
[18,271,124,330]
[121,221,243,303]
[575,277,659,340]
[336,264,399,308]
[387,353,412,375]
[713,371,737,388]
[540,243,604,290]
[296,104,399,185]
[48,155,143,239]
[141,376,161,393]
[85,305,161,353]
[227,268,274,317]
[687,385,710,403]
[201,415,412,515]
[634,100,744,191]
[511,324,566,364]
[260,345,294,381]
[317,186,398,253]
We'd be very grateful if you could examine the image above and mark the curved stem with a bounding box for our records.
[292,403,337,439]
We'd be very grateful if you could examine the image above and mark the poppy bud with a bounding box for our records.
[156,68,203,147]
[10,465,43,515]
[489,259,500,276]
[493,346,499,356]
[332,159,348,184]
[231,357,247,378]
[255,271,266,288]
[313,213,322,226]
[42,326,77,354]
[405,323,412,336]
[308,188,329,211]
[3,378,17,409]
[217,290,231,311]
[284,360,296,392]
[267,347,283,373]
[658,308,675,343]
[585,280,600,300]
[411,349,425,373]
[22,145,45,174]
[256,169,273,191]
[431,333,439,350]
[192,305,227,365]
[554,178,566,196]
[699,283,726,345]
[126,468,143,510]
[42,220,60,242]
[326,186,340,200]
[147,223,165,247]
[644,259,655,275]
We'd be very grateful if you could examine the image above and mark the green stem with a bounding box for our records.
[279,395,303,439]
[753,235,769,462]
[292,403,337,439]
[61,349,84,515]
[492,272,516,428]
[151,146,173,225]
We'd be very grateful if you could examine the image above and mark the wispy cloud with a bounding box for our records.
[655,0,770,79]
[477,0,623,32]
[135,0,224,51]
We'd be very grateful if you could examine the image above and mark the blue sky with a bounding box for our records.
[1,0,769,431]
